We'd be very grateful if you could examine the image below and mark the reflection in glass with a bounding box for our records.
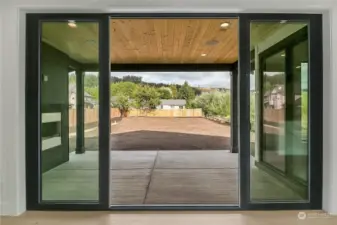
[41,21,99,201]
[289,40,308,182]
[84,71,99,151]
[262,50,286,172]
[250,21,309,201]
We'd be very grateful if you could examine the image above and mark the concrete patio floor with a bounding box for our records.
[42,151,303,204]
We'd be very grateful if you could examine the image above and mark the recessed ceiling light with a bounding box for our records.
[201,53,207,57]
[220,22,230,29]
[281,54,286,57]
[205,39,219,46]
[68,20,77,28]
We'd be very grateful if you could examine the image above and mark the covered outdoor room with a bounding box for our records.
[32,16,312,207]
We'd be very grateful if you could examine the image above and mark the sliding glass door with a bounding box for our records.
[250,23,309,201]
[26,13,322,210]
[26,14,110,209]
[243,14,322,209]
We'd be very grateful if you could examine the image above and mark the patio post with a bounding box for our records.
[231,63,238,153]
[76,69,85,154]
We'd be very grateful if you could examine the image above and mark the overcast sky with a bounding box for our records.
[111,72,233,88]
[111,72,256,90]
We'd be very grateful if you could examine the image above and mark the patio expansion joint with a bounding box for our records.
[143,151,159,204]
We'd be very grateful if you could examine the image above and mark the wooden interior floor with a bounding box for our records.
[2,211,337,225]
[42,151,303,204]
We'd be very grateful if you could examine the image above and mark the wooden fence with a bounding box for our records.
[69,108,203,127]
[69,108,99,128]
[115,108,203,117]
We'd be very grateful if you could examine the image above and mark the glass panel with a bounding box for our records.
[69,70,77,152]
[250,21,309,202]
[289,40,308,182]
[262,50,286,172]
[41,21,99,201]
[84,71,99,151]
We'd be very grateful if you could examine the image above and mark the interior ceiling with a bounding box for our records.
[250,22,288,47]
[42,22,99,64]
[41,19,289,65]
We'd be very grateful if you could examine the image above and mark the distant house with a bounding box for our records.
[264,85,285,109]
[69,85,96,109]
[264,85,304,111]
[263,90,271,107]
[157,99,186,109]
[111,96,186,110]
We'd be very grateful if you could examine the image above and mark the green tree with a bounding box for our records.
[69,72,76,84]
[122,75,142,83]
[113,94,132,117]
[84,73,98,88]
[264,73,284,87]
[264,81,272,93]
[134,85,160,111]
[84,87,99,100]
[111,76,122,83]
[110,82,137,98]
[158,88,172,99]
[169,85,178,99]
[178,81,196,108]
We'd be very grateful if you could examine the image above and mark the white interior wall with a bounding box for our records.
[0,6,3,217]
[0,7,26,216]
[322,8,337,215]
[0,0,336,216]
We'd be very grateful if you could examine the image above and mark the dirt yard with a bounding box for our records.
[110,117,231,150]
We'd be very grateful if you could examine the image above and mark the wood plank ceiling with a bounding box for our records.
[110,19,239,64]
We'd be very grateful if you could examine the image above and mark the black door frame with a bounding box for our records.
[25,13,322,211]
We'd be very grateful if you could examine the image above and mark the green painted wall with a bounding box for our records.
[40,42,70,172]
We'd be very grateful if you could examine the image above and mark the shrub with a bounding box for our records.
[193,91,231,117]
